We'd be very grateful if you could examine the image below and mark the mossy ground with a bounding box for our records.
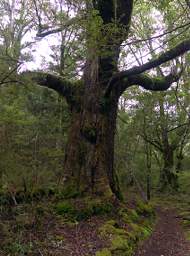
[96,201,155,256]
[0,194,155,256]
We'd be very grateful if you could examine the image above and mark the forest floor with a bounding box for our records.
[0,201,107,256]
[0,195,154,256]
[0,194,190,255]
[134,207,190,256]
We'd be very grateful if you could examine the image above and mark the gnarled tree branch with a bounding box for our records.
[22,72,78,105]
[36,17,80,38]
[106,39,190,95]
[119,72,180,94]
[105,72,180,97]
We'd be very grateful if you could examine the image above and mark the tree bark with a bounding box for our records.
[62,90,122,199]
[160,147,178,191]
[176,153,184,173]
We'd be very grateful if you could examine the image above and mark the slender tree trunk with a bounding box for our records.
[176,151,184,173]
[146,172,151,201]
[160,147,178,190]
[158,95,178,191]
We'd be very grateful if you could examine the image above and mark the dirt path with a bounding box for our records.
[134,208,190,256]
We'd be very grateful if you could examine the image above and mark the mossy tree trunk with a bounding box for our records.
[63,89,121,198]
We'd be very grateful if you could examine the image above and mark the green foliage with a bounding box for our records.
[4,241,33,255]
[85,9,104,51]
[55,201,75,215]
[111,236,133,255]
[55,198,114,221]
[119,208,140,224]
[136,201,155,216]
[179,171,190,194]
[0,83,69,198]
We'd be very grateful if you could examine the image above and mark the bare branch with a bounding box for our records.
[0,63,22,85]
[167,122,190,133]
[140,134,163,152]
[124,21,190,47]
[36,17,80,38]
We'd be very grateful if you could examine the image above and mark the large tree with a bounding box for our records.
[25,0,190,199]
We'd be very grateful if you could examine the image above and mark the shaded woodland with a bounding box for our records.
[0,0,190,255]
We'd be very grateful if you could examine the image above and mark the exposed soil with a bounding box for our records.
[134,208,190,256]
[51,216,108,256]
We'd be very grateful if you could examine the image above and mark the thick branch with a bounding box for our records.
[118,39,190,78]
[22,72,76,104]
[125,72,179,92]
[106,39,190,95]
[106,72,180,97]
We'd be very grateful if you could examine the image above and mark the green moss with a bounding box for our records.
[75,199,114,220]
[130,223,152,239]
[96,248,112,256]
[136,200,154,216]
[54,234,65,241]
[118,208,140,224]
[179,211,190,218]
[182,219,190,228]
[98,220,134,255]
[111,235,131,251]
[185,230,190,241]
[130,209,139,221]
[98,203,154,256]
[99,220,127,238]
[101,233,132,255]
